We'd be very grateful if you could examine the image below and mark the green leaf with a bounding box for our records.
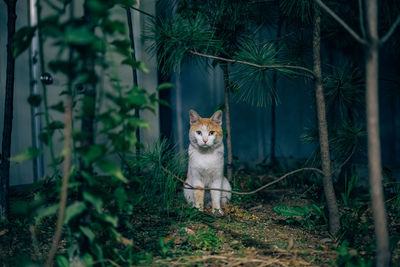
[80,226,95,243]
[102,19,126,34]
[50,101,65,113]
[64,26,95,45]
[96,160,128,183]
[82,145,106,166]
[273,205,308,217]
[13,26,37,58]
[35,204,58,222]
[27,94,42,107]
[39,132,51,145]
[46,120,64,130]
[114,187,128,209]
[64,202,87,224]
[156,82,175,91]
[56,255,69,267]
[9,147,43,163]
[127,90,147,106]
[83,191,103,213]
[127,117,150,130]
[101,214,118,227]
[111,39,131,56]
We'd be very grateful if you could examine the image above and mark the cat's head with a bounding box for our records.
[189,109,223,149]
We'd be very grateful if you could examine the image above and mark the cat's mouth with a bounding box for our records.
[198,142,211,148]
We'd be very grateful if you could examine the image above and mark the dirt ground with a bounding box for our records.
[145,194,339,267]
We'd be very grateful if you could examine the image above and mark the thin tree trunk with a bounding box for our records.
[365,0,390,265]
[0,0,17,219]
[126,8,141,155]
[270,14,283,166]
[312,7,340,234]
[221,64,233,182]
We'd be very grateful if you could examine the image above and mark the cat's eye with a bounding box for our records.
[209,131,215,135]
[196,130,202,135]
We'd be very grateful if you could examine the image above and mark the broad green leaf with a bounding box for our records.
[127,91,147,106]
[79,226,95,243]
[13,26,36,58]
[64,26,95,45]
[64,202,87,224]
[156,82,175,91]
[83,191,103,213]
[56,255,69,267]
[273,205,307,217]
[97,160,128,183]
[10,147,43,163]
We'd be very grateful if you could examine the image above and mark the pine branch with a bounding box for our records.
[189,50,315,79]
[315,0,368,45]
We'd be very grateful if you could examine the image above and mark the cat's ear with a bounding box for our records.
[189,109,201,124]
[211,110,223,125]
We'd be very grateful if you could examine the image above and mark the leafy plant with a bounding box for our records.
[334,241,373,267]
[340,171,359,207]
[187,227,221,251]
[273,204,328,230]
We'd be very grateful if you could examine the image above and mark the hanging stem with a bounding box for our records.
[0,0,17,219]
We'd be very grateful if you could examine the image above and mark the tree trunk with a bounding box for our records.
[0,0,17,219]
[126,8,141,155]
[221,64,233,182]
[365,0,390,265]
[312,7,340,234]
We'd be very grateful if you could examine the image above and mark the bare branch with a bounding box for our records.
[189,50,316,79]
[161,164,324,195]
[380,15,400,44]
[358,0,366,38]
[315,0,368,45]
[130,6,155,18]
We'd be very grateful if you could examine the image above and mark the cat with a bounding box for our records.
[184,109,231,215]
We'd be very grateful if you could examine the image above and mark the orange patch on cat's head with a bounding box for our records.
[189,110,223,137]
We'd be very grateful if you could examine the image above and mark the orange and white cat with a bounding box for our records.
[184,109,231,215]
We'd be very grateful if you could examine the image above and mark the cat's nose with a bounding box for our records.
[203,140,208,143]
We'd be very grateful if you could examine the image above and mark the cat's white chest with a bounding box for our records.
[188,144,223,184]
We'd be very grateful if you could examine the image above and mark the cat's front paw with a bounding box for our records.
[212,208,224,217]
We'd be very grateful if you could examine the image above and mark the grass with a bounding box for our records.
[1,164,400,266]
